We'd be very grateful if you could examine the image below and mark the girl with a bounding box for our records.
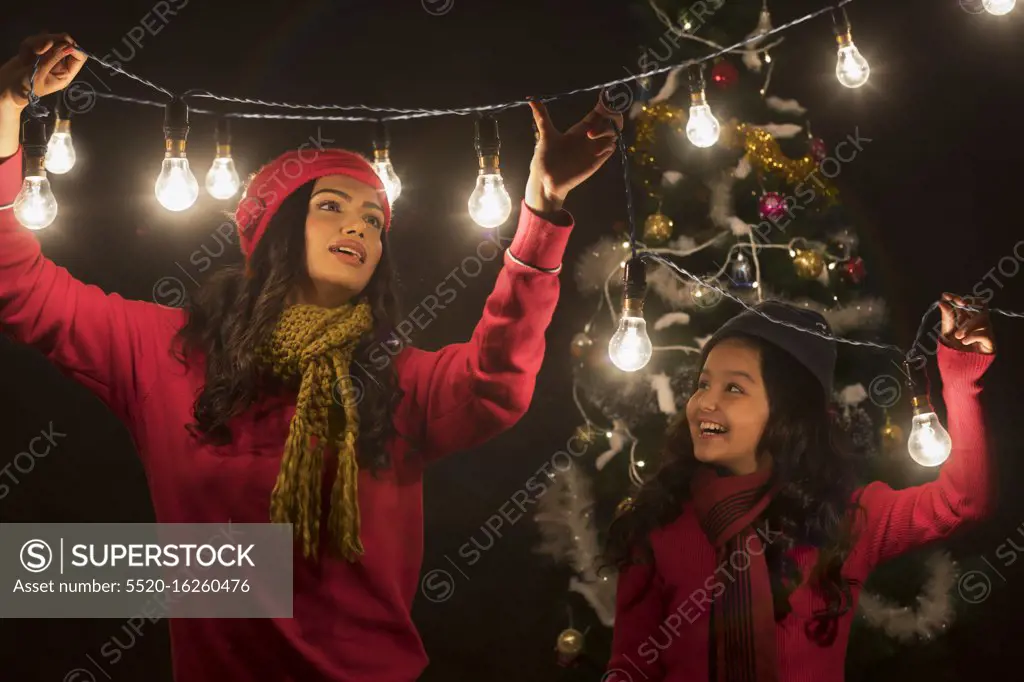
[604,298,995,682]
[0,33,622,682]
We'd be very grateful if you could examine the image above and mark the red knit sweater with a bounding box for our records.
[0,147,573,682]
[606,342,993,682]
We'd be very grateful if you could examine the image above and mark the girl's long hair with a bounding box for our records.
[604,333,863,634]
[172,179,404,472]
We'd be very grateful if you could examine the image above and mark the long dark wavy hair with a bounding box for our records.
[604,333,864,635]
[172,179,404,473]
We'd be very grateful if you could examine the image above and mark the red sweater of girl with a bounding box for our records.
[0,146,573,682]
[606,340,993,682]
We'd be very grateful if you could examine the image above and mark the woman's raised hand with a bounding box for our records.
[0,32,87,112]
[524,94,624,214]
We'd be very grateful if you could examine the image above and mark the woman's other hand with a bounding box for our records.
[0,32,87,112]
[938,292,995,355]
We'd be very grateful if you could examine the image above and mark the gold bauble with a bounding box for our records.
[792,248,825,279]
[880,414,904,452]
[556,628,585,656]
[571,332,594,358]
[574,424,596,445]
[643,212,673,244]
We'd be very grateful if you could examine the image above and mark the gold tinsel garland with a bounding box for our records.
[724,122,839,202]
[630,102,687,200]
[629,104,838,203]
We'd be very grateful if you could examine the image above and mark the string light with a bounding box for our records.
[14,117,58,230]
[205,116,240,200]
[3,0,1014,469]
[833,8,870,88]
[468,114,512,228]
[608,257,653,371]
[685,64,720,148]
[45,95,76,175]
[907,395,952,467]
[371,120,402,205]
[155,97,199,211]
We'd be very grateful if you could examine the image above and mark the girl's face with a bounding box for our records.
[301,174,387,308]
[685,337,770,475]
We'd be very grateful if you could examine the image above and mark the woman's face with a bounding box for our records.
[685,337,770,475]
[302,174,387,307]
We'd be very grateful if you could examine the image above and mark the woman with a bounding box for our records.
[604,298,995,681]
[0,33,622,682]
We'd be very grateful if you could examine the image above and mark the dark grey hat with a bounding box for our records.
[704,300,837,397]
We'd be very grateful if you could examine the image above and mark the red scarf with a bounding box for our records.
[691,464,779,682]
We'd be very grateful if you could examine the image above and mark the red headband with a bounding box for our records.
[234,147,392,259]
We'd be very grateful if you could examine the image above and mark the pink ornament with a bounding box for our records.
[810,137,827,162]
[758,191,787,221]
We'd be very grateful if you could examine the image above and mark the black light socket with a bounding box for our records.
[55,93,71,121]
[688,64,707,95]
[21,117,48,160]
[474,114,500,158]
[214,117,231,146]
[832,7,852,36]
[163,97,190,141]
[622,257,647,301]
[373,120,390,153]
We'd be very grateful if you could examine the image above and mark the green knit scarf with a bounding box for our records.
[255,300,374,562]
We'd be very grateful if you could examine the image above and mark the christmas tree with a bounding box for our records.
[534,2,964,680]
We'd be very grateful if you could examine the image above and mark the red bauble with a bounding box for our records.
[758,191,787,221]
[810,137,828,162]
[842,257,866,284]
[711,60,739,89]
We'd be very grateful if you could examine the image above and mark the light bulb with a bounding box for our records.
[205,156,240,200]
[372,157,402,206]
[14,176,58,230]
[686,104,720,148]
[836,41,870,88]
[45,130,76,174]
[907,412,952,467]
[608,315,653,372]
[983,0,1015,14]
[156,157,199,211]
[685,67,720,148]
[468,173,512,228]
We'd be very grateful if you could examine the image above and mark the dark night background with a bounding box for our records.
[2,0,1024,680]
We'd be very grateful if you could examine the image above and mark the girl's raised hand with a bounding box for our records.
[938,292,995,355]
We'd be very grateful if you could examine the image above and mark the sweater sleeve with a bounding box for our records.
[394,199,572,461]
[606,559,667,682]
[0,146,172,431]
[853,340,995,568]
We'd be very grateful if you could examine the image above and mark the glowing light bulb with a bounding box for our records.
[204,117,240,200]
[907,412,952,467]
[686,104,720,147]
[156,157,199,211]
[157,97,198,212]
[983,0,1015,14]
[14,176,58,230]
[835,38,870,88]
[371,121,401,207]
[608,315,653,372]
[468,173,512,228]
[372,157,402,206]
[685,66,719,147]
[45,128,76,174]
[205,156,240,200]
